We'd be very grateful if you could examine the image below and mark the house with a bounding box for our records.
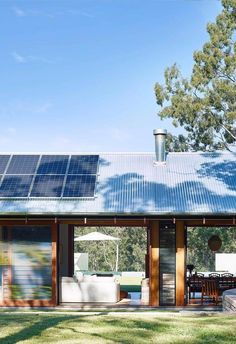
[0,129,236,307]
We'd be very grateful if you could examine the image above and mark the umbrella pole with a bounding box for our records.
[115,243,119,272]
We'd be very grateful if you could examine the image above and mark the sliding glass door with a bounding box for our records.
[0,225,54,304]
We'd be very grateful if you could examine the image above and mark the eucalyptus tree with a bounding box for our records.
[155,0,236,151]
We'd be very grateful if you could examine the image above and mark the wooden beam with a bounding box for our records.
[149,221,159,307]
[51,223,58,306]
[176,220,185,306]
[0,220,55,226]
[185,219,236,227]
[145,227,150,278]
[0,217,235,228]
[59,219,149,227]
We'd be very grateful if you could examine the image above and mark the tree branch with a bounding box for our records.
[221,123,236,140]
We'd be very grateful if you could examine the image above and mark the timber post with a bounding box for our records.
[149,220,160,306]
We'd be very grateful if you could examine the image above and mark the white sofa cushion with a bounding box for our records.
[83,275,116,283]
[74,272,84,282]
[59,276,120,303]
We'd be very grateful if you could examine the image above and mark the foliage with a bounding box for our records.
[74,227,146,272]
[155,0,236,151]
[74,226,236,274]
[187,226,236,271]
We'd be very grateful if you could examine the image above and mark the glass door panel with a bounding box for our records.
[0,226,52,301]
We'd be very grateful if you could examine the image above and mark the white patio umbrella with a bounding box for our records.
[74,231,120,271]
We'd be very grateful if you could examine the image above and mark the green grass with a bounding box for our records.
[0,312,235,343]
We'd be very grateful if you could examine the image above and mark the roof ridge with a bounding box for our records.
[0,151,233,155]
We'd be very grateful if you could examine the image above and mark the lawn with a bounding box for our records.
[0,311,236,344]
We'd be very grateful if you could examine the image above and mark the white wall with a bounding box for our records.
[215,253,236,274]
[74,253,88,271]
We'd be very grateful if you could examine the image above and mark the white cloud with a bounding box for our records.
[12,7,26,17]
[11,52,53,64]
[6,127,17,135]
[28,55,53,64]
[0,128,17,147]
[35,103,52,114]
[11,6,93,19]
[11,52,26,63]
[67,9,94,18]
[0,100,54,121]
[50,137,73,151]
[109,128,129,142]
[12,7,54,18]
[0,136,11,145]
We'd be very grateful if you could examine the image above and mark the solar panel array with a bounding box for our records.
[0,155,99,198]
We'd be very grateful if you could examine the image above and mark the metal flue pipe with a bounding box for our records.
[153,129,167,162]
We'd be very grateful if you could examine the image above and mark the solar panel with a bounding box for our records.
[0,175,33,197]
[37,155,69,175]
[0,155,10,174]
[30,175,65,197]
[68,155,99,175]
[63,175,96,197]
[6,155,40,175]
[0,154,99,198]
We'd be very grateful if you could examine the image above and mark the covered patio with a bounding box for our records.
[186,225,236,306]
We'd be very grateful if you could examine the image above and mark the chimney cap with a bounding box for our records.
[153,129,167,136]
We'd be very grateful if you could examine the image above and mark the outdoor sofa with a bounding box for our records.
[59,274,120,303]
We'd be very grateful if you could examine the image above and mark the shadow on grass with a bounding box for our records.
[0,313,169,344]
[55,316,172,344]
[0,315,72,344]
[1,313,236,344]
[0,314,103,344]
[166,316,236,344]
[87,316,236,344]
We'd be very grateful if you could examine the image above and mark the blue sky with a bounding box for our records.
[0,0,221,152]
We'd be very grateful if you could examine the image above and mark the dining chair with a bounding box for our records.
[221,273,233,278]
[209,273,220,279]
[188,274,203,301]
[201,279,219,305]
[219,273,234,294]
[195,273,204,278]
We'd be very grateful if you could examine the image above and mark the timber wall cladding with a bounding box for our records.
[159,222,176,306]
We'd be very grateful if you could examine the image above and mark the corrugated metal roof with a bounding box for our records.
[0,151,236,215]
